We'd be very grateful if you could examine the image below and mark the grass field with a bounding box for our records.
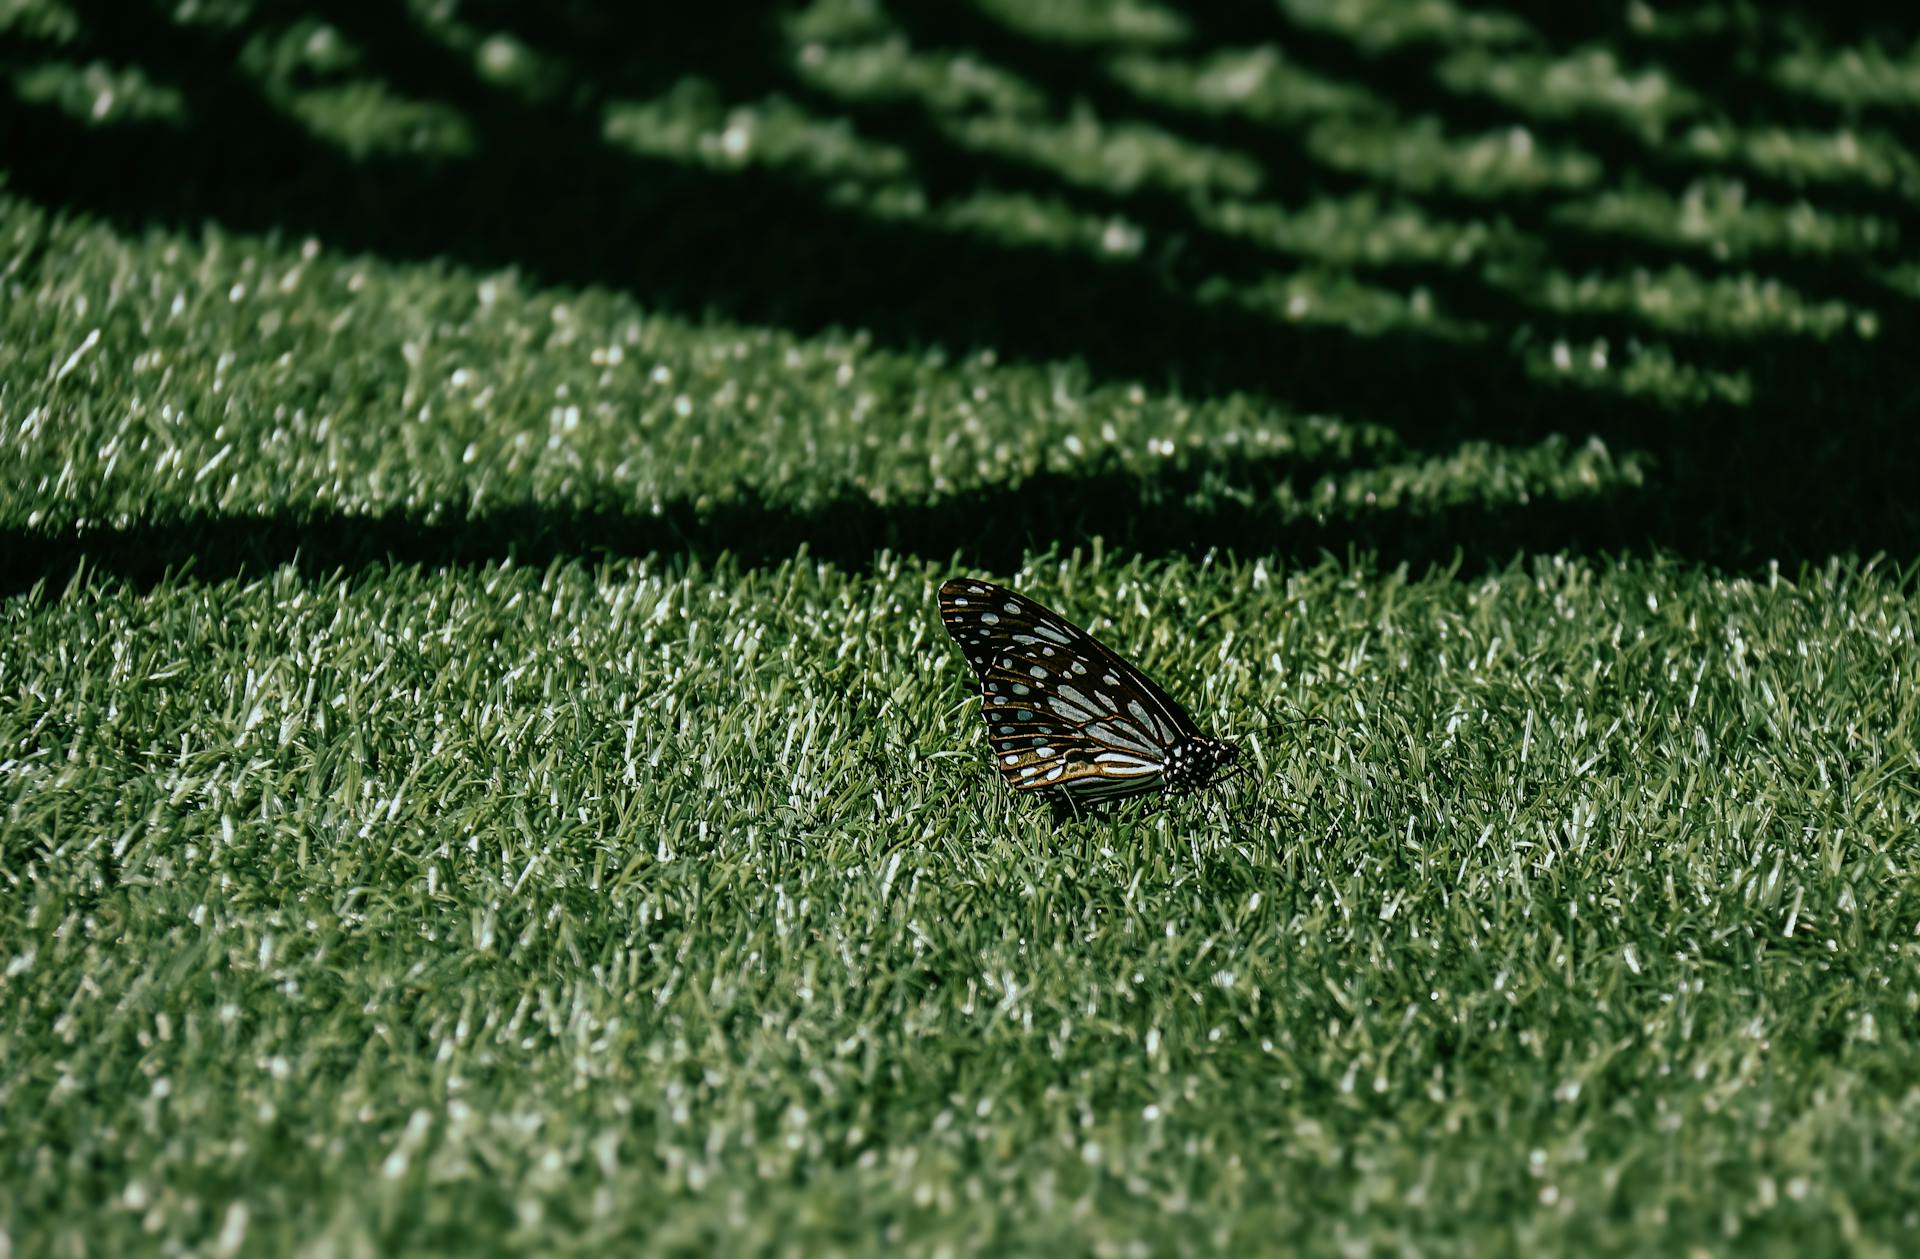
[4,1,1920,1255]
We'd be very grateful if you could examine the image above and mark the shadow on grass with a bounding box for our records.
[0,449,1837,600]
[1,0,1916,579]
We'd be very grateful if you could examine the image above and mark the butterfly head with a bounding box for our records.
[1164,736,1237,795]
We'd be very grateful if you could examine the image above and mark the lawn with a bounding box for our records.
[3,1,1920,1255]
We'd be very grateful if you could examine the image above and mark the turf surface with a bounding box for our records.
[3,1,1920,1255]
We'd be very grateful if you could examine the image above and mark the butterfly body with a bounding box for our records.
[1162,736,1238,794]
[937,578,1238,804]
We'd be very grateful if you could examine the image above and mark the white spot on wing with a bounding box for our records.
[1004,602,1021,614]
[1128,700,1168,740]
[1048,690,1098,722]
[1028,665,1047,679]
[1035,623,1073,646]
[1049,708,1094,733]
[1086,721,1159,757]
[980,612,1000,625]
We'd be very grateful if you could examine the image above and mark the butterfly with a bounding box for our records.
[937,577,1238,804]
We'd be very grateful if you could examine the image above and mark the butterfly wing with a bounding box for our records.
[937,578,1208,801]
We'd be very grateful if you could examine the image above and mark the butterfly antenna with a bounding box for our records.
[1234,704,1330,742]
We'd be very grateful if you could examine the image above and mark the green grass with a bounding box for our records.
[5,1,1920,1255]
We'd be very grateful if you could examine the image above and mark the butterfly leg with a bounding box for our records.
[1201,790,1225,830]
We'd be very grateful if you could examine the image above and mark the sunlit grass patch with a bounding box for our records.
[1519,338,1755,409]
[1109,45,1382,124]
[928,188,1148,259]
[1682,124,1920,194]
[1200,193,1526,267]
[1308,118,1603,196]
[1203,268,1476,339]
[1278,0,1532,53]
[10,58,187,125]
[237,16,367,83]
[1774,37,1920,110]
[972,0,1189,50]
[271,80,474,158]
[790,37,1048,116]
[949,108,1265,197]
[1553,177,1900,259]
[603,84,911,182]
[1492,265,1871,339]
[1286,432,1650,518]
[2,188,1727,568]
[1437,46,1700,139]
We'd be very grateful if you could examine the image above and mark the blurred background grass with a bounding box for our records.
[4,2,1920,1255]
[3,0,1918,580]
